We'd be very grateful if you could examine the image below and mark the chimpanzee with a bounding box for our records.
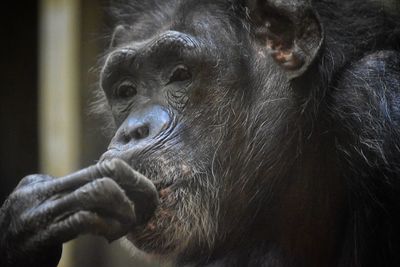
[1,0,400,266]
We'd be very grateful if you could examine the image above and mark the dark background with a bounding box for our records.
[0,1,39,203]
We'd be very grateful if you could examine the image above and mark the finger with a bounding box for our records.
[45,159,158,224]
[97,159,159,224]
[32,160,119,195]
[50,211,128,242]
[40,159,156,197]
[25,158,158,225]
[28,211,129,245]
[18,165,104,198]
[22,178,136,228]
[16,174,53,188]
[46,164,106,193]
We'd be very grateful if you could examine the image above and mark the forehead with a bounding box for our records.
[113,0,236,20]
[112,0,241,42]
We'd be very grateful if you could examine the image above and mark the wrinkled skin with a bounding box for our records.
[1,0,400,266]
[0,159,158,267]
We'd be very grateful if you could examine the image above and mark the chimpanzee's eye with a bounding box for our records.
[115,81,137,99]
[167,64,192,84]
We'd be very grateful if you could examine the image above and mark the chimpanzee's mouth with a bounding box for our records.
[100,148,180,193]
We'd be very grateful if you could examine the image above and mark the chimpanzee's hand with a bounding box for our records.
[0,159,159,267]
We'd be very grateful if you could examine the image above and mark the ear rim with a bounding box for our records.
[109,24,131,48]
[248,0,325,80]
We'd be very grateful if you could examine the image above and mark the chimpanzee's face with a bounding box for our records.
[99,0,294,257]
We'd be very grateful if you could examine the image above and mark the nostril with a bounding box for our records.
[117,105,171,145]
[131,125,150,140]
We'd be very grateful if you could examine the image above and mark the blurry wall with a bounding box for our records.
[39,0,157,266]
[39,0,159,266]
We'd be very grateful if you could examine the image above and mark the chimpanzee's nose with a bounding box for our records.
[112,105,171,148]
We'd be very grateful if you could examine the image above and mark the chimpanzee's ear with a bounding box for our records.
[247,0,324,79]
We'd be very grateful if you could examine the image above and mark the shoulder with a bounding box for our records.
[331,50,400,124]
[348,50,400,79]
[335,50,400,95]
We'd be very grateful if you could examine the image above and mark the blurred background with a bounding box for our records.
[0,0,398,266]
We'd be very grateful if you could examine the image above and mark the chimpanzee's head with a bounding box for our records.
[98,0,324,261]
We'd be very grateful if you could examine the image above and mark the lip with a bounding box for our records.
[100,148,176,192]
[99,147,138,165]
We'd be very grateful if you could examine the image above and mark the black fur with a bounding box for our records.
[95,1,400,266]
[0,1,399,267]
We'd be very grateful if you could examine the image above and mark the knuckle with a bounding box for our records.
[8,184,47,206]
[72,211,98,228]
[7,191,22,203]
[110,158,124,168]
[97,178,124,199]
[6,190,30,209]
[68,211,91,226]
[79,178,123,202]
[2,191,31,226]
[17,212,32,229]
[75,210,92,220]
[94,177,120,191]
[8,209,35,236]
[17,174,52,188]
[108,158,129,173]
